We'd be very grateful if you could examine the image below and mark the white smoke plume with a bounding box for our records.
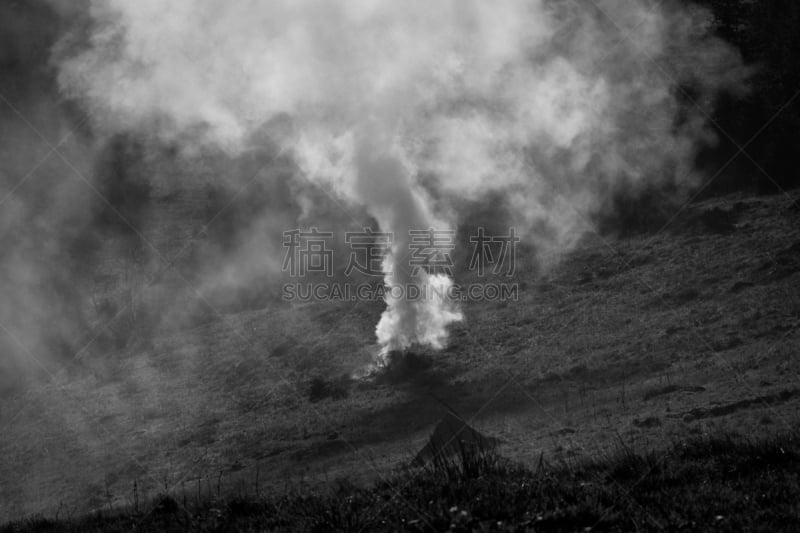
[54,0,745,357]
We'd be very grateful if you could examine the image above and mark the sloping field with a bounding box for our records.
[1,191,798,522]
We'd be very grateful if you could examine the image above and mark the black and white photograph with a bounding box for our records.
[1,1,799,531]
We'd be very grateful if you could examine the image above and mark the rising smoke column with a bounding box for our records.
[54,0,745,357]
[351,129,462,355]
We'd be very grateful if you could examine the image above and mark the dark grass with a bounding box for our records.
[3,431,799,532]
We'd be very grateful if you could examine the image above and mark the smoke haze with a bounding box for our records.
[0,0,748,385]
[48,0,745,356]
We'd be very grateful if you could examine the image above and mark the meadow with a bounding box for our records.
[1,189,798,528]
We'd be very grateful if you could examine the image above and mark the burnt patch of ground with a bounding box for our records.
[679,388,800,422]
[753,240,800,283]
[670,205,740,235]
[643,384,707,401]
[307,375,352,403]
[372,350,442,387]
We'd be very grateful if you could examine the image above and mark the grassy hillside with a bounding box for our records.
[1,190,799,524]
[3,431,799,531]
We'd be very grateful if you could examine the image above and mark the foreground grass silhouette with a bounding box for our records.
[3,430,799,532]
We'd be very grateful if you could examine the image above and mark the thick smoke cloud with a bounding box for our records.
[52,0,745,357]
